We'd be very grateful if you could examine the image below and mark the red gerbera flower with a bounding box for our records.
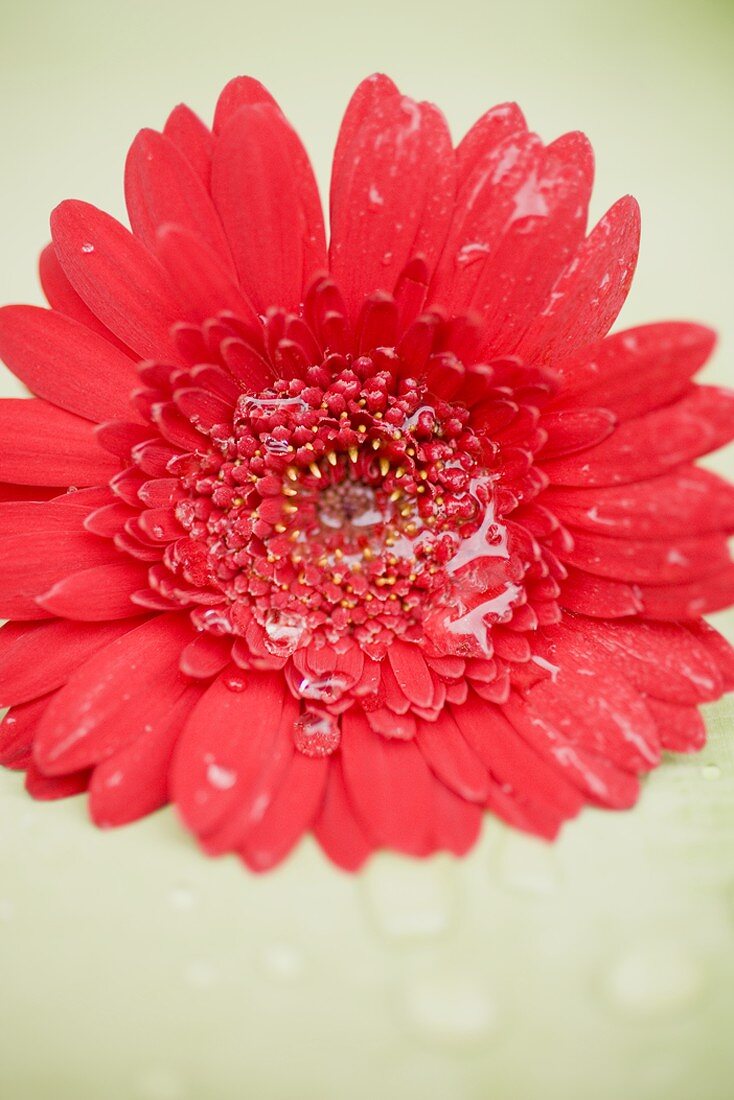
[1,74,733,872]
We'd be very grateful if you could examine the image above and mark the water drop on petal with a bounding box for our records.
[298,672,353,704]
[293,710,340,757]
[222,672,247,692]
[263,609,305,656]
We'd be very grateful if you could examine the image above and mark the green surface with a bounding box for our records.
[1,0,733,1097]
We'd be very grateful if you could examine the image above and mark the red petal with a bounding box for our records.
[212,103,326,312]
[179,632,233,679]
[645,698,706,753]
[543,386,734,487]
[89,685,202,827]
[638,568,734,620]
[686,620,734,690]
[416,712,490,802]
[430,130,543,313]
[313,756,372,872]
[36,560,150,620]
[330,79,454,323]
[125,128,232,268]
[472,132,595,359]
[171,671,288,841]
[455,102,527,184]
[544,468,734,539]
[0,501,123,618]
[38,244,134,356]
[50,200,183,360]
[25,763,90,801]
[0,619,138,707]
[163,104,213,187]
[550,322,716,419]
[452,697,584,820]
[0,694,50,768]
[340,708,434,854]
[34,613,194,773]
[155,225,260,328]
[529,627,661,770]
[387,641,434,709]
[241,751,328,871]
[571,618,723,705]
[430,782,483,856]
[502,694,640,808]
[538,407,616,460]
[561,529,731,585]
[0,306,138,423]
[0,398,119,486]
[212,76,278,134]
[559,568,643,617]
[518,195,640,363]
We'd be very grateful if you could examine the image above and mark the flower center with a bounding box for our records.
[167,354,523,660]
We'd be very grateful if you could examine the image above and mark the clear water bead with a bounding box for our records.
[263,609,305,656]
[293,710,340,757]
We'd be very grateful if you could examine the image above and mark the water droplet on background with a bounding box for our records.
[182,960,218,989]
[135,1069,185,1100]
[403,971,499,1044]
[260,943,304,982]
[701,763,721,781]
[168,884,196,912]
[603,941,704,1016]
[364,857,455,940]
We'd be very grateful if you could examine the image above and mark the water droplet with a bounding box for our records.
[194,607,232,635]
[456,241,490,267]
[603,941,704,1016]
[263,609,305,656]
[381,250,393,266]
[530,655,560,684]
[298,672,353,704]
[169,884,195,912]
[263,435,291,455]
[135,1069,184,1100]
[701,763,721,781]
[222,672,247,692]
[206,762,236,790]
[81,242,95,254]
[242,395,304,418]
[182,960,218,989]
[404,972,499,1044]
[364,857,454,939]
[260,943,304,981]
[293,710,340,757]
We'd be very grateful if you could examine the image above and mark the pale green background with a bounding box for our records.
[0,0,733,1097]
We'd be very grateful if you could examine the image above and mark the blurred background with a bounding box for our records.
[0,0,733,1096]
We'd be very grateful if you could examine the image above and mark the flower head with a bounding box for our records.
[1,74,733,870]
